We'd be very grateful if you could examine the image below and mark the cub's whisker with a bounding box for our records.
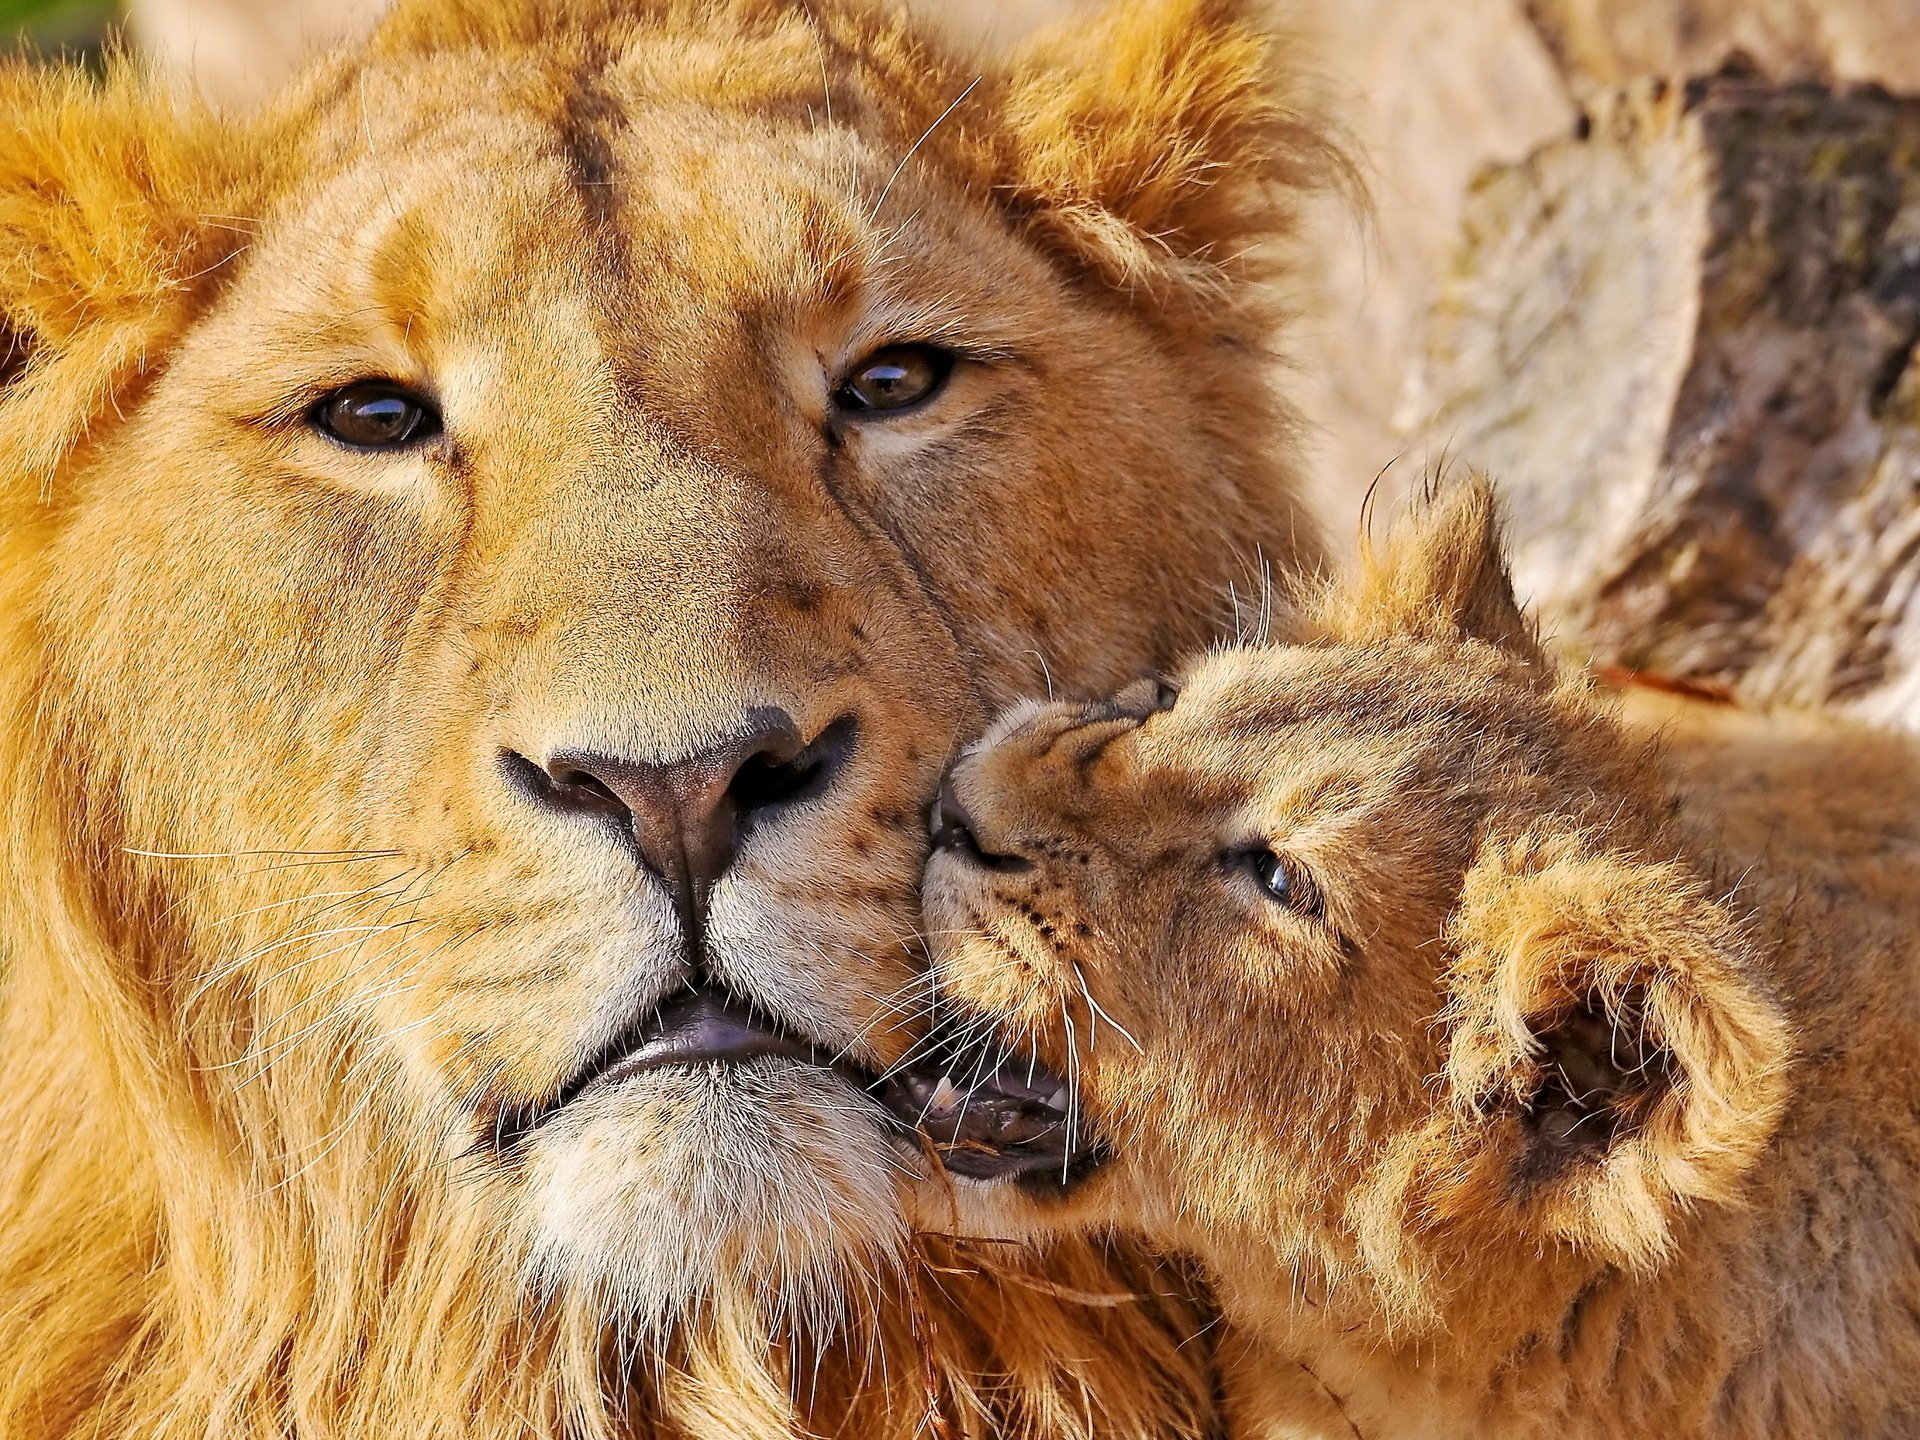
[1072,962,1143,1056]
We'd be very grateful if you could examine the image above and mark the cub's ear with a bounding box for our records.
[1427,838,1791,1270]
[0,62,255,484]
[1310,476,1543,662]
[993,0,1351,298]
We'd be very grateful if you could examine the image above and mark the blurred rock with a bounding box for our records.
[129,0,387,103]
[1401,74,1920,728]
[1524,0,1920,97]
[1285,0,1574,537]
[1301,0,1920,539]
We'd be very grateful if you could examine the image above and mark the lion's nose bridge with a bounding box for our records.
[473,441,892,871]
[500,546,853,761]
[970,706,1135,835]
[1012,703,1137,771]
[491,428,853,683]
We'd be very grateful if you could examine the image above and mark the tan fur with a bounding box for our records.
[922,481,1920,1438]
[0,2,1349,1435]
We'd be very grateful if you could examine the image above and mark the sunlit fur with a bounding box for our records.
[0,1,1350,1435]
[925,481,1920,1437]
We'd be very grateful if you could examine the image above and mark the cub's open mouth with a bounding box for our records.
[872,1029,1107,1188]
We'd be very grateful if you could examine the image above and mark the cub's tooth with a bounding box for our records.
[930,1076,964,1111]
[1045,1085,1071,1112]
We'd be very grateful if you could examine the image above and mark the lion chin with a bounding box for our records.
[523,1061,909,1341]
[0,0,1349,1434]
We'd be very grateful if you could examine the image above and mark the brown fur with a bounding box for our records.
[922,481,1920,1438]
[0,2,1350,1436]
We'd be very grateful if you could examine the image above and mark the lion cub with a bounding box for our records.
[912,483,1920,1439]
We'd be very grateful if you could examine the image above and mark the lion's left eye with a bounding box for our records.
[311,382,441,450]
[833,344,952,415]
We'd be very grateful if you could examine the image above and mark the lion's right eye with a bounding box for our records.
[311,382,441,450]
[1236,847,1324,919]
[832,344,952,415]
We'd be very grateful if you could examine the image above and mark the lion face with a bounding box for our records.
[4,0,1345,1375]
[917,636,1529,1234]
[917,487,1789,1301]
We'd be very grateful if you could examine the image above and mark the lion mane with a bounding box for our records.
[0,1,1350,1436]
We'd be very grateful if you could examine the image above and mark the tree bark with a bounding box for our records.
[1399,71,1920,729]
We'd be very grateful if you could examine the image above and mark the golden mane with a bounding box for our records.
[0,1,1351,1435]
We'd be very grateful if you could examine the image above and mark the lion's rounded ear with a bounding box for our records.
[0,62,255,484]
[1429,840,1791,1270]
[1309,476,1543,664]
[992,0,1351,298]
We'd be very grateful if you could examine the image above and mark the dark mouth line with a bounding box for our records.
[485,983,882,1155]
[479,988,1110,1191]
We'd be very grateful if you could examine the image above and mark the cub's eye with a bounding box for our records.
[833,344,952,414]
[1151,676,1181,712]
[1239,847,1323,918]
[311,382,441,450]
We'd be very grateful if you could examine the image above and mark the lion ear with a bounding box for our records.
[1311,477,1543,662]
[0,64,252,484]
[1430,839,1792,1269]
[993,0,1349,297]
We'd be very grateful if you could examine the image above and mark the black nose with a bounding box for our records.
[929,776,1031,872]
[509,710,855,936]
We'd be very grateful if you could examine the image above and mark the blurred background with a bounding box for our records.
[8,0,1920,722]
[4,0,112,55]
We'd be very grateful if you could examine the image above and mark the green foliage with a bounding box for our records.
[3,0,117,53]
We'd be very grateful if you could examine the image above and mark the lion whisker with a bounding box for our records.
[249,917,436,991]
[186,917,428,1013]
[1072,961,1143,1056]
[197,877,412,933]
[1058,994,1082,1181]
[868,76,980,224]
[123,846,403,861]
[228,923,448,1078]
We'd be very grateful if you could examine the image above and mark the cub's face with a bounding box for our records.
[915,640,1535,1237]
[916,493,1791,1311]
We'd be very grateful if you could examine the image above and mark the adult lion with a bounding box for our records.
[0,0,1341,1435]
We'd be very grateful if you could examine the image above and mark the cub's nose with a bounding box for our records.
[1080,674,1179,725]
[929,775,1032,873]
[509,709,855,933]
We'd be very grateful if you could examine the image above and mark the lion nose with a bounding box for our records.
[510,710,855,934]
[929,775,1033,873]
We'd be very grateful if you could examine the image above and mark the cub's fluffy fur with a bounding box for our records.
[923,481,1920,1438]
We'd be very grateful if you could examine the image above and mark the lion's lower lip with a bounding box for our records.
[579,993,823,1097]
[488,986,862,1152]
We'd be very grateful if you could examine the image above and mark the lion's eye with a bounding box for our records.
[833,344,952,414]
[1241,848,1322,917]
[312,382,441,450]
[1151,676,1181,712]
